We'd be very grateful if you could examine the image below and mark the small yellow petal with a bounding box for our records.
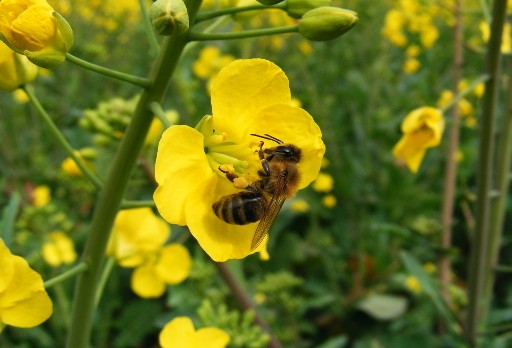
[131,264,166,298]
[155,244,192,285]
[159,317,195,348]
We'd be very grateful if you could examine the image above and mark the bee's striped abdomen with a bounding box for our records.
[213,192,266,225]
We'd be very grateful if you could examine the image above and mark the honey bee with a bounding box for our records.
[212,134,302,251]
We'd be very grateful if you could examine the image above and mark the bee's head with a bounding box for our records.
[271,144,302,163]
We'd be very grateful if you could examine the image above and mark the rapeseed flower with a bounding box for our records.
[392,107,445,173]
[154,59,325,262]
[0,41,37,91]
[159,316,230,348]
[0,0,73,68]
[41,231,77,267]
[107,208,191,298]
[405,275,422,294]
[0,238,52,330]
[312,172,333,192]
[32,185,51,208]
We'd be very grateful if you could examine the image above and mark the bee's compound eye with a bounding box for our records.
[276,146,293,156]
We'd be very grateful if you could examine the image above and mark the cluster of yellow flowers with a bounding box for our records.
[107,208,192,298]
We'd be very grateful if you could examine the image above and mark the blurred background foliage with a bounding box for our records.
[1,0,511,347]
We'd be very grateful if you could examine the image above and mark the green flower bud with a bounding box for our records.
[286,0,331,19]
[256,0,285,5]
[150,0,189,36]
[298,7,358,41]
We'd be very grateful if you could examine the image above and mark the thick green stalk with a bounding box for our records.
[65,2,202,347]
[466,0,507,345]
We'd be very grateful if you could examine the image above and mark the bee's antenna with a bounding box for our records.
[250,133,283,144]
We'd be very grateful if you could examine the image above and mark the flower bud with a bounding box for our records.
[286,0,331,19]
[0,0,74,69]
[0,41,38,91]
[150,0,190,36]
[298,7,358,41]
[256,0,285,5]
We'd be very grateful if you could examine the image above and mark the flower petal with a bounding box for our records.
[131,264,166,298]
[154,125,214,225]
[248,104,325,189]
[159,317,195,348]
[0,255,52,327]
[155,244,192,285]
[0,240,14,292]
[192,327,230,348]
[211,59,292,143]
[185,175,265,262]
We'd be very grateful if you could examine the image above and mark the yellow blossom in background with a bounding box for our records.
[474,82,485,98]
[41,231,77,267]
[405,275,422,294]
[193,46,235,80]
[322,194,337,208]
[403,57,420,74]
[60,155,82,176]
[144,118,164,147]
[253,292,266,305]
[32,185,51,208]
[312,172,334,192]
[12,88,29,103]
[392,107,445,173]
[0,238,52,330]
[298,40,313,55]
[290,199,310,213]
[381,10,407,46]
[480,20,512,53]
[154,59,325,262]
[0,41,38,91]
[107,208,192,298]
[159,317,230,348]
[436,90,474,121]
[405,44,420,57]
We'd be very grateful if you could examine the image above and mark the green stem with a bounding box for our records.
[120,199,156,209]
[195,3,285,22]
[44,262,88,289]
[94,257,116,308]
[22,85,103,190]
[65,53,152,89]
[188,25,299,41]
[139,0,160,56]
[65,2,203,348]
[466,0,507,345]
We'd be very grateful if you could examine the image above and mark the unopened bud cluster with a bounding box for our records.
[150,0,190,36]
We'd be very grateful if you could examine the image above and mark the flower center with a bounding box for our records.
[196,115,254,179]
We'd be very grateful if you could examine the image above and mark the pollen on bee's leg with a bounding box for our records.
[233,177,249,189]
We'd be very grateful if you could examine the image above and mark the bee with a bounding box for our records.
[212,134,302,251]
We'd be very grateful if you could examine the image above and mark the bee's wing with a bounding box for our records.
[251,171,287,251]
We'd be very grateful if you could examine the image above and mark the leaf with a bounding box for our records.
[357,293,408,320]
[0,192,21,245]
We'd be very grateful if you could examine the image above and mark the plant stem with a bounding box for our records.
[120,199,156,209]
[138,0,160,57]
[439,0,463,309]
[65,2,202,347]
[44,262,88,288]
[188,25,299,41]
[22,85,103,190]
[213,261,283,348]
[466,0,507,345]
[65,53,152,89]
[195,3,284,22]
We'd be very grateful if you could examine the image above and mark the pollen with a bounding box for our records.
[233,177,249,189]
[219,164,235,173]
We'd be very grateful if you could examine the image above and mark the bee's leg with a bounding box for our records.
[218,166,239,183]
[257,141,271,176]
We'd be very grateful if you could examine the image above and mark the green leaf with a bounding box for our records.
[0,192,21,245]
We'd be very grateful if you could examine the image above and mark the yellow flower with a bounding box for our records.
[474,82,485,98]
[192,46,235,80]
[0,0,73,68]
[403,57,420,74]
[0,238,52,329]
[405,275,422,294]
[144,118,164,146]
[0,41,37,91]
[312,172,333,192]
[32,185,51,207]
[107,208,191,298]
[322,194,337,208]
[290,199,309,213]
[154,59,325,262]
[392,107,445,173]
[41,231,77,267]
[422,262,436,274]
[12,88,29,102]
[159,317,230,348]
